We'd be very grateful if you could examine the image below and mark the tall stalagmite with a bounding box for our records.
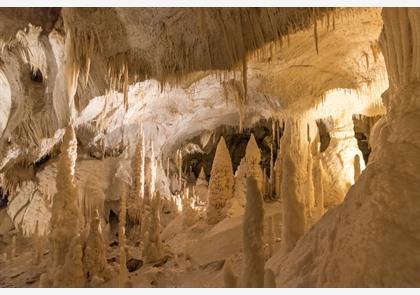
[207,136,234,224]
[143,192,163,263]
[49,124,80,268]
[242,177,264,288]
[280,119,307,253]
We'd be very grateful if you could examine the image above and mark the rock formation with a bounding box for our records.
[83,210,112,282]
[206,136,234,224]
[242,177,264,288]
[143,192,163,263]
[194,167,208,205]
[49,124,80,268]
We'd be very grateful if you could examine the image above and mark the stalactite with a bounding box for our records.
[223,258,238,288]
[313,8,319,54]
[242,177,265,288]
[207,136,234,225]
[242,54,248,103]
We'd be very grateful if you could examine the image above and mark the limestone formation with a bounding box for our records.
[53,235,86,288]
[49,124,80,268]
[242,177,265,288]
[207,136,234,224]
[244,134,264,194]
[83,210,112,282]
[194,167,208,205]
[143,192,163,263]
[1,7,418,288]
[280,119,307,253]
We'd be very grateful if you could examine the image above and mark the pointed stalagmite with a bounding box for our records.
[143,192,163,263]
[49,124,80,268]
[207,136,234,224]
[242,177,264,288]
[244,134,264,194]
[195,167,208,205]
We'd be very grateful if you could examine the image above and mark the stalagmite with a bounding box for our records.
[244,134,264,194]
[194,167,208,205]
[176,149,183,189]
[242,177,264,288]
[223,258,238,288]
[207,136,234,224]
[118,243,128,288]
[49,124,80,268]
[280,119,307,253]
[117,173,129,287]
[233,158,247,207]
[143,192,163,263]
[83,210,112,282]
[54,235,85,288]
[128,135,144,228]
[354,154,361,183]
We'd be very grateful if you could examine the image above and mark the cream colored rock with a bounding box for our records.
[242,177,264,288]
[49,125,80,268]
[194,167,208,205]
[207,136,234,225]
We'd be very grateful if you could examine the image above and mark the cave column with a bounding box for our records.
[319,113,365,209]
[280,116,313,253]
